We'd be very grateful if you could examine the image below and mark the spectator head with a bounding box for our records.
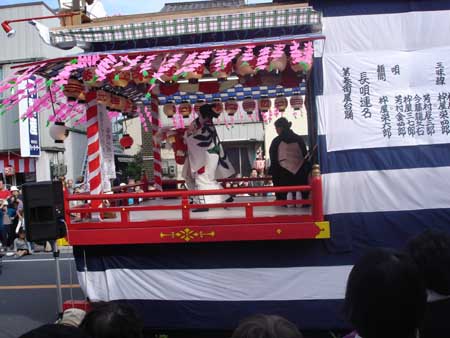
[80,301,144,338]
[67,179,74,188]
[344,248,426,338]
[18,227,26,239]
[406,229,450,295]
[19,324,90,338]
[76,176,84,184]
[274,117,292,135]
[250,169,258,178]
[231,314,303,338]
[10,185,19,196]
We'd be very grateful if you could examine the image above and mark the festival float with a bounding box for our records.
[3,0,448,334]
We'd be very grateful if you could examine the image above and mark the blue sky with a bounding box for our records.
[2,0,270,15]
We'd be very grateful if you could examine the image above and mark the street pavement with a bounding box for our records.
[0,251,85,338]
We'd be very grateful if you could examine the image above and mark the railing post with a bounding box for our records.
[120,207,129,224]
[63,189,71,227]
[245,202,254,219]
[182,195,190,222]
[311,164,324,221]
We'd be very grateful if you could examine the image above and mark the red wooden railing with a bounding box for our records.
[63,170,329,245]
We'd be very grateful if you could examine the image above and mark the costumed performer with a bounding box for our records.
[182,103,235,211]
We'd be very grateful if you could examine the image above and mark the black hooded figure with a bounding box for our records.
[268,117,310,201]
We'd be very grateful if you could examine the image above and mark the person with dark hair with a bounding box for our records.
[232,314,303,338]
[406,230,450,338]
[344,248,427,338]
[79,301,144,338]
[13,228,30,258]
[182,103,235,211]
[19,324,90,338]
[268,117,310,202]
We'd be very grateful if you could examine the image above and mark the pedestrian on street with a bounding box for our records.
[13,228,31,258]
[0,180,10,200]
[1,199,13,250]
[0,200,8,252]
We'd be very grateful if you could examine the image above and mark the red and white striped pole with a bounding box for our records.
[86,91,102,209]
[150,93,162,191]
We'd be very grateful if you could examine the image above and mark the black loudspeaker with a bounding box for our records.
[22,181,66,242]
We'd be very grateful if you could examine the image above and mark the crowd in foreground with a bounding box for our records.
[17,229,450,338]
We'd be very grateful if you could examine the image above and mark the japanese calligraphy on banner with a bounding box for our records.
[320,46,450,152]
[18,77,41,157]
[98,104,116,191]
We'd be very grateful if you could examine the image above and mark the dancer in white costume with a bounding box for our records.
[182,104,235,211]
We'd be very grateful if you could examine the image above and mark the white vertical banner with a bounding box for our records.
[97,104,116,191]
[18,76,41,157]
[321,47,450,152]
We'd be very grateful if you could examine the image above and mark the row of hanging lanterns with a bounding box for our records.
[64,47,312,94]
[63,79,136,115]
[162,94,304,118]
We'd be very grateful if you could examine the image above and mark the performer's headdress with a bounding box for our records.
[200,104,220,119]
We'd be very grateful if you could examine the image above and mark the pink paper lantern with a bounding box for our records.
[225,98,239,116]
[242,97,256,115]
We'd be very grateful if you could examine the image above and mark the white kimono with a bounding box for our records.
[182,116,235,204]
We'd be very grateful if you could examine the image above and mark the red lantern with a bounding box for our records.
[108,70,131,87]
[186,65,205,83]
[120,134,134,149]
[212,99,223,114]
[172,131,187,165]
[274,95,288,112]
[269,51,287,73]
[291,61,311,74]
[225,98,239,116]
[235,55,256,77]
[161,62,180,83]
[209,58,232,82]
[179,101,191,118]
[163,102,176,118]
[290,94,304,111]
[63,78,83,102]
[258,96,271,113]
[131,67,153,84]
[242,97,256,115]
[82,67,102,87]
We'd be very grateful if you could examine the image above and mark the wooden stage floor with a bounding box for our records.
[125,195,310,221]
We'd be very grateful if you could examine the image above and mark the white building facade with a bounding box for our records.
[0,2,86,185]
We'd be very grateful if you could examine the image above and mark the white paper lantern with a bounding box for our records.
[49,122,69,143]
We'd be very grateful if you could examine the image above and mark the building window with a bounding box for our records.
[223,144,256,177]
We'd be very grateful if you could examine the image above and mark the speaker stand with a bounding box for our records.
[53,242,64,318]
